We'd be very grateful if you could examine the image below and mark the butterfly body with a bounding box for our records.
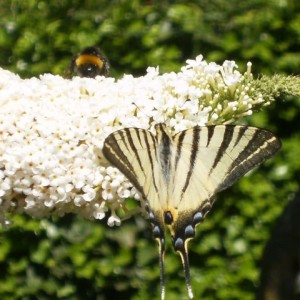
[102,123,281,299]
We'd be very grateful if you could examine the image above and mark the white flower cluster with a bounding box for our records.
[0,56,265,227]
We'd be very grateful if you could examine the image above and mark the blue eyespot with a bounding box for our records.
[153,225,161,237]
[193,211,203,224]
[149,211,155,221]
[174,237,184,251]
[184,225,195,238]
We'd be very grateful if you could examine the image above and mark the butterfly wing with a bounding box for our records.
[169,125,281,237]
[166,125,280,298]
[102,127,171,212]
[102,127,168,299]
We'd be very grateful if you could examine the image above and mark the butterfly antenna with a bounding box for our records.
[150,211,166,300]
[175,239,194,299]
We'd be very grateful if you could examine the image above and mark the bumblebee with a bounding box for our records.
[67,46,110,78]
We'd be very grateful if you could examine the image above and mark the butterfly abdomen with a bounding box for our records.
[156,124,172,183]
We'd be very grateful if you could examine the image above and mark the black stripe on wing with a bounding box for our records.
[206,125,216,147]
[175,130,185,170]
[181,126,200,195]
[233,126,248,147]
[103,129,150,197]
[125,128,145,175]
[211,125,234,172]
[142,129,159,194]
[218,127,281,192]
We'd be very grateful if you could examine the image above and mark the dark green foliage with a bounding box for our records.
[256,192,300,300]
[0,1,300,299]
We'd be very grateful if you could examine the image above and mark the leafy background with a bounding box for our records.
[0,1,299,299]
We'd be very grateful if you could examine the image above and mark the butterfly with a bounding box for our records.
[102,123,281,299]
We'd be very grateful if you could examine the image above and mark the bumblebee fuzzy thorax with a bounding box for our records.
[67,46,109,78]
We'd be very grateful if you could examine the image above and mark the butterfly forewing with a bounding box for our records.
[104,128,153,198]
[171,125,280,212]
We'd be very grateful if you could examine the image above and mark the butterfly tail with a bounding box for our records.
[150,211,167,299]
[175,240,194,299]
[157,238,166,300]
